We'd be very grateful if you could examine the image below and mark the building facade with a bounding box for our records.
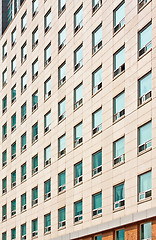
[0,0,156,239]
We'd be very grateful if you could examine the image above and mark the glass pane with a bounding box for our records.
[45,12,51,28]
[75,201,82,216]
[93,192,102,209]
[22,164,26,176]
[45,180,51,193]
[33,0,38,12]
[75,84,83,102]
[93,26,102,47]
[22,134,26,146]
[141,222,151,239]
[59,171,65,186]
[33,92,38,105]
[139,24,152,50]
[59,63,66,80]
[45,79,51,94]
[93,109,102,128]
[12,114,16,126]
[32,219,38,231]
[139,73,152,97]
[93,67,102,87]
[114,47,125,70]
[32,155,38,168]
[59,0,66,9]
[115,183,124,202]
[22,224,26,235]
[75,46,83,65]
[33,60,38,74]
[45,112,51,127]
[139,122,151,145]
[11,200,16,210]
[139,171,151,193]
[114,3,125,26]
[45,145,51,160]
[45,213,51,227]
[33,187,38,200]
[45,45,51,60]
[114,92,125,114]
[114,137,125,158]
[59,208,65,222]
[2,151,7,164]
[75,162,82,178]
[12,143,16,154]
[59,100,66,115]
[75,7,83,27]
[12,171,16,183]
[33,123,38,137]
[75,123,82,140]
[59,135,65,151]
[59,27,66,45]
[93,150,102,168]
[116,229,125,240]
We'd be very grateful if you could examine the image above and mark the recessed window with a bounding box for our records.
[139,23,152,57]
[2,232,6,240]
[58,25,66,51]
[11,113,16,132]
[32,58,38,80]
[21,72,27,93]
[113,137,125,166]
[2,122,7,140]
[44,77,51,100]
[32,27,38,49]
[114,46,125,77]
[115,229,125,240]
[74,122,83,147]
[74,161,83,185]
[138,0,150,11]
[2,68,7,87]
[21,223,26,239]
[92,24,102,54]
[21,102,27,122]
[2,95,7,114]
[92,66,102,95]
[74,44,83,71]
[74,200,83,223]
[138,121,152,153]
[21,42,27,63]
[58,61,66,87]
[2,150,7,168]
[2,177,7,194]
[139,171,152,201]
[11,199,16,216]
[58,134,66,157]
[2,204,7,221]
[44,43,51,66]
[32,186,38,206]
[92,192,102,217]
[44,111,51,133]
[44,145,51,167]
[2,41,7,60]
[32,91,38,112]
[32,155,38,175]
[44,179,51,200]
[58,98,66,122]
[140,222,151,240]
[11,170,16,188]
[92,108,102,135]
[74,5,83,34]
[32,122,38,143]
[11,85,16,104]
[32,0,38,17]
[45,9,51,33]
[92,0,102,13]
[21,11,27,33]
[58,171,66,193]
[11,56,16,76]
[21,163,26,182]
[92,150,102,176]
[113,1,125,34]
[138,72,152,106]
[11,28,16,47]
[74,83,83,109]
[11,227,16,240]
[114,183,125,210]
[32,218,38,237]
[21,193,26,212]
[113,91,125,122]
[44,213,51,233]
[58,207,66,229]
[58,0,66,16]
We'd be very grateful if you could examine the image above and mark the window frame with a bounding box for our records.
[92,24,102,54]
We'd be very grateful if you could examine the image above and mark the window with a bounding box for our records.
[2,177,7,194]
[32,186,38,206]
[11,56,16,75]
[32,0,38,17]
[138,121,152,153]
[44,179,51,200]
[44,145,51,167]
[58,61,66,87]
[44,43,51,66]
[74,122,83,147]
[21,193,26,212]
[21,102,27,122]
[11,142,16,160]
[21,133,27,152]
[74,44,83,71]
[74,83,83,109]
[44,77,51,100]
[32,27,38,48]
[58,0,66,16]
[2,204,7,221]
[2,96,7,114]
[139,171,152,201]
[92,150,102,176]
[58,98,66,122]
[92,0,102,13]
[92,66,102,95]
[139,23,152,57]
[11,170,16,188]
[21,42,27,63]
[21,163,26,182]
[58,25,66,51]
[11,228,16,240]
[113,92,125,121]
[58,134,66,157]
[11,199,16,216]
[113,137,125,166]
[32,58,38,80]
[2,232,6,240]
[32,218,38,237]
[2,150,7,167]
[74,200,83,223]
[139,72,152,105]
[2,123,7,140]
[74,5,83,33]
[58,207,66,228]
[11,113,16,132]
[2,68,7,87]
[21,223,26,239]
[32,91,38,111]
[95,235,102,240]
[32,155,38,175]
[45,9,51,33]
[58,171,66,193]
[92,108,102,135]
[114,183,125,209]
[21,11,27,33]
[21,72,27,93]
[116,229,125,240]
[44,213,51,233]
[2,41,7,60]
[11,28,16,47]
[113,1,125,33]
[74,161,82,185]
[114,46,125,77]
[92,192,102,216]
[92,24,102,54]
[44,111,51,133]
[138,0,150,10]
[11,85,16,104]
[140,222,151,240]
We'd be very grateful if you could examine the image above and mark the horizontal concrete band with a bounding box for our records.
[51,207,156,240]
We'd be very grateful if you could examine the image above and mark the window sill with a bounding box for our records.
[92,130,102,138]
[113,115,125,125]
[92,4,102,17]
[58,226,66,231]
[2,110,7,115]
[11,214,16,218]
[74,103,83,112]
[74,220,83,226]
[2,164,7,169]
[32,203,38,208]
[21,57,27,65]
[21,118,27,124]
[44,94,51,102]
[113,24,125,37]
[11,71,16,78]
[44,197,51,202]
[74,65,83,74]
[2,82,7,89]
[58,44,66,54]
[58,8,66,19]
[2,192,7,196]
[92,45,103,57]
[11,157,16,162]
[21,179,27,184]
[74,142,83,150]
[32,74,38,82]
[32,235,38,239]
[2,55,7,62]
[58,79,66,89]
[11,42,16,50]
[32,107,38,114]
[44,231,51,235]
[32,43,39,51]
[11,99,16,106]
[44,26,52,36]
[11,128,16,134]
[21,88,27,95]
[58,153,66,160]
[137,147,152,157]
[113,161,125,169]
[2,219,7,223]
[44,60,51,69]
[92,213,102,220]
[44,129,51,136]
[32,139,38,145]
[138,48,152,61]
[74,181,83,188]
[58,117,66,125]
[113,69,125,81]
[92,87,102,98]
[2,137,7,142]
[113,206,125,213]
[21,27,27,36]
[138,0,152,13]
[11,185,16,190]
[137,196,152,205]
[74,26,83,37]
[32,11,38,20]
[44,162,51,169]
[21,149,27,154]
[58,189,66,195]
[32,171,38,177]
[21,209,27,214]
[137,97,152,109]
[92,171,102,179]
